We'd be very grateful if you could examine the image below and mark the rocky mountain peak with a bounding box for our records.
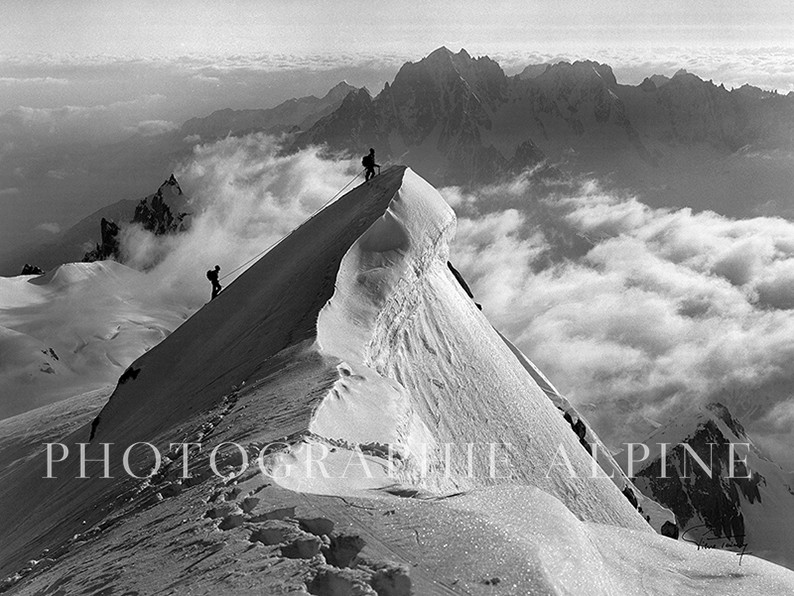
[670,68,704,86]
[82,176,190,263]
[537,60,618,90]
[342,87,373,107]
[704,401,748,439]
[324,81,358,102]
[648,74,671,88]
[159,174,183,196]
[383,47,507,129]
[630,400,794,566]
[517,63,550,80]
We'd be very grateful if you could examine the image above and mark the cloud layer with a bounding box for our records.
[446,180,794,467]
[120,134,362,309]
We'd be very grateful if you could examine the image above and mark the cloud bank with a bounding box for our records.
[446,180,794,467]
[120,134,361,309]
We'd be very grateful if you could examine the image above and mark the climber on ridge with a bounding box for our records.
[207,265,222,300]
[362,148,380,181]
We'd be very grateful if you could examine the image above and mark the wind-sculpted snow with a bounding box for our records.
[306,168,649,531]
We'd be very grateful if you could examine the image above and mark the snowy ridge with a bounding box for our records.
[498,331,675,532]
[268,168,651,532]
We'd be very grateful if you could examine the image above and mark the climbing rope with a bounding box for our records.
[218,169,365,282]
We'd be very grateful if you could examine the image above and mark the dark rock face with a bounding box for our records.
[635,404,764,548]
[509,139,548,173]
[447,261,482,310]
[82,175,189,263]
[83,218,121,262]
[621,485,639,510]
[132,175,188,235]
[20,264,45,275]
[561,410,593,456]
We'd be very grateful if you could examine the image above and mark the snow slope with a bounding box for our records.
[0,261,190,419]
[500,331,675,532]
[2,167,794,594]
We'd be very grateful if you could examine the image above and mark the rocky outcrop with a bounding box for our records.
[82,175,189,264]
[632,402,791,558]
[19,264,45,275]
[82,218,121,262]
[635,417,760,547]
[131,174,188,235]
[661,520,680,540]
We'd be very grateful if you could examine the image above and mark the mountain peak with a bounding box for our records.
[633,400,794,568]
[415,46,491,74]
[426,46,454,60]
[324,81,357,101]
[159,174,182,196]
[703,401,747,439]
[671,68,704,85]
[339,86,372,108]
[643,400,749,447]
[538,60,617,88]
[84,165,646,534]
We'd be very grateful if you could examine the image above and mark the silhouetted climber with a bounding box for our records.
[207,265,222,300]
[362,148,380,181]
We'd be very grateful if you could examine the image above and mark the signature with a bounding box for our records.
[681,523,751,565]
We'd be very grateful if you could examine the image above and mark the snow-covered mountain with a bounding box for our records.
[3,167,794,594]
[0,260,191,419]
[630,402,794,569]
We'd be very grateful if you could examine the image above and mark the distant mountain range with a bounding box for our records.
[293,48,794,203]
[180,81,356,141]
[3,47,793,275]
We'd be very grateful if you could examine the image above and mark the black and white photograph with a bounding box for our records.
[1,1,793,594]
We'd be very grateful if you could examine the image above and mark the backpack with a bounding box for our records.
[206,270,214,281]
[362,154,374,168]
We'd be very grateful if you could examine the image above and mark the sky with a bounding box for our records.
[1,1,793,57]
[0,0,791,255]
